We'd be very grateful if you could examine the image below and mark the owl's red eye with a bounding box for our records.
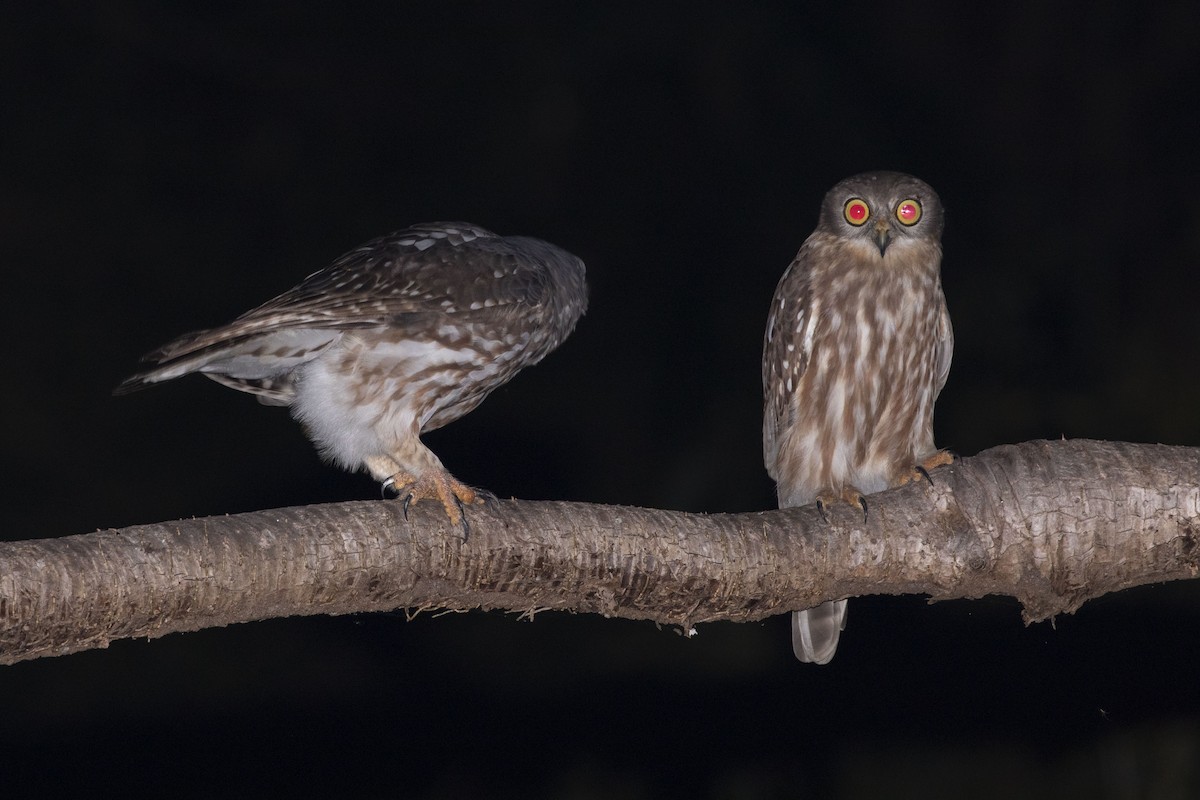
[843,198,870,226]
[896,199,922,226]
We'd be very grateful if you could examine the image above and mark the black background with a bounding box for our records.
[4,3,1200,797]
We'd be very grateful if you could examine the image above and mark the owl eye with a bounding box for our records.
[895,199,922,226]
[843,198,870,226]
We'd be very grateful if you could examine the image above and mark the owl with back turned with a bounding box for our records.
[762,172,953,664]
[118,222,588,528]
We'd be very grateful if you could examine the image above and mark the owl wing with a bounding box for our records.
[239,223,559,331]
[116,223,571,393]
[933,294,954,398]
[762,244,817,477]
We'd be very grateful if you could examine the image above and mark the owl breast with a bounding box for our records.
[775,265,946,506]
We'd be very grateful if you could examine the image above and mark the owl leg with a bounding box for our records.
[897,449,957,487]
[814,486,869,523]
[364,450,485,534]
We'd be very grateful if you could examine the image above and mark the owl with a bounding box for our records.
[118,222,588,529]
[762,172,953,663]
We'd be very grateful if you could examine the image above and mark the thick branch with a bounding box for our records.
[2,439,1198,665]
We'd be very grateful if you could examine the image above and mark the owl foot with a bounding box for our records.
[382,469,485,538]
[898,449,957,487]
[814,487,869,523]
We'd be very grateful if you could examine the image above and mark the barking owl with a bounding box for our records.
[118,222,588,528]
[762,172,953,663]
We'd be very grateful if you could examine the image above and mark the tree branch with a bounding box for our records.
[2,439,1198,665]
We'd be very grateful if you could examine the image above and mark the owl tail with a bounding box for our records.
[792,600,848,664]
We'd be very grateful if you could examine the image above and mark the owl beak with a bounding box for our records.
[873,221,892,256]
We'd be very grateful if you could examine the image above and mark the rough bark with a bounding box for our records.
[2,439,1197,665]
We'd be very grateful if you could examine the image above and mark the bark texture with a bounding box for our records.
[2,439,1197,665]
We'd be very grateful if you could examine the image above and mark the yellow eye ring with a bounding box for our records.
[843,198,870,226]
[895,198,922,226]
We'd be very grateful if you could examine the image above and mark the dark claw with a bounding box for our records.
[916,465,934,486]
[815,498,830,523]
[856,495,869,522]
[456,496,470,542]
[401,493,414,520]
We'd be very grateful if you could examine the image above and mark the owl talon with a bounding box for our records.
[813,487,867,522]
[453,496,471,541]
[396,487,464,539]
[900,449,956,487]
[383,468,483,540]
[473,487,499,506]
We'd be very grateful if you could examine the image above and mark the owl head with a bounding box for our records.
[817,171,944,257]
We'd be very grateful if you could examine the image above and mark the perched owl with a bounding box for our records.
[118,222,588,528]
[762,172,953,664]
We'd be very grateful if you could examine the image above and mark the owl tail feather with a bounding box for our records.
[792,600,848,664]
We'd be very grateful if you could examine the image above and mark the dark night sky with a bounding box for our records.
[4,3,1200,797]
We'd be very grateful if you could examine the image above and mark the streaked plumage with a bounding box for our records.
[762,172,953,663]
[119,222,588,525]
